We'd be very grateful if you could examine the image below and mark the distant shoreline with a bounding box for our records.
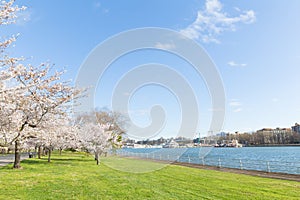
[247,144,300,147]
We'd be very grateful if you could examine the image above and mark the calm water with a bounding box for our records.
[118,147,300,174]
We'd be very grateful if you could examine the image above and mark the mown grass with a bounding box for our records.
[0,152,299,200]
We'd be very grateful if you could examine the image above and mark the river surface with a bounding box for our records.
[118,147,300,175]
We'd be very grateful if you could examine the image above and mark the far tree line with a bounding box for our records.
[221,131,300,146]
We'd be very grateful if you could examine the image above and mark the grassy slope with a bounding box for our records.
[0,152,299,200]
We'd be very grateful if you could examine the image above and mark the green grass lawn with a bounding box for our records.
[0,152,299,200]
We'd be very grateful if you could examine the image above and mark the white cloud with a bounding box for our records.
[103,8,109,14]
[228,61,247,67]
[123,92,131,96]
[128,109,149,117]
[94,1,109,13]
[230,99,242,112]
[154,42,176,50]
[180,0,256,43]
[229,102,241,107]
[94,2,101,8]
[208,108,225,112]
[233,108,242,113]
[229,99,242,107]
[272,98,279,103]
[15,10,31,26]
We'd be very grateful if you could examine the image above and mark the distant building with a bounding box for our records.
[133,144,148,148]
[216,132,227,137]
[122,138,135,148]
[163,139,179,148]
[255,127,293,144]
[292,123,300,134]
[257,128,292,135]
[174,137,193,146]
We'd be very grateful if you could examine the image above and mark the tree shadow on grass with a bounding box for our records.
[0,164,13,170]
[17,159,50,166]
[0,155,97,170]
[18,157,94,166]
[50,157,93,163]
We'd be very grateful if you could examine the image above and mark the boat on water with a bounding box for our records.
[214,139,243,148]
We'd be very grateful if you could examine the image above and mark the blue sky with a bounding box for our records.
[2,0,300,138]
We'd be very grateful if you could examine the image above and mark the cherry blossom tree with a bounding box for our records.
[1,63,82,168]
[19,116,79,161]
[0,0,25,26]
[77,118,122,165]
[1,0,26,145]
[36,115,80,162]
[0,0,25,157]
[74,110,124,164]
[1,1,83,168]
[1,1,121,169]
[78,122,108,165]
[90,110,125,148]
[0,0,25,75]
[54,123,79,156]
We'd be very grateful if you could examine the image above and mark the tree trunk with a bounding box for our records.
[95,153,99,165]
[44,148,48,156]
[34,145,37,158]
[48,147,52,162]
[59,148,62,155]
[13,139,21,169]
[38,145,42,159]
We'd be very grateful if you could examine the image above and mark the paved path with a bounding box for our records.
[172,162,300,182]
[0,154,28,167]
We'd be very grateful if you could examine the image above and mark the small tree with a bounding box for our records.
[77,122,113,165]
[95,110,125,148]
[74,110,125,163]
